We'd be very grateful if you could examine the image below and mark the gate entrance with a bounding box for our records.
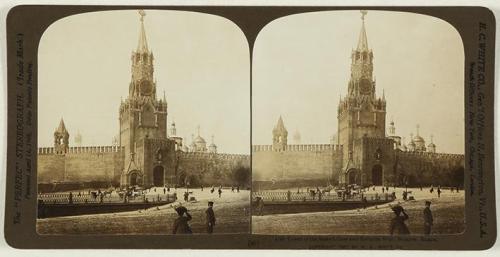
[372,165,383,185]
[153,166,165,187]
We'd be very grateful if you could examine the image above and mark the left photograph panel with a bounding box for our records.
[36,10,251,235]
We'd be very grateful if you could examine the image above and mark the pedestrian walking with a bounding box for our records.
[172,206,192,234]
[389,205,410,235]
[206,201,216,234]
[218,188,222,198]
[437,187,441,198]
[236,186,240,193]
[184,191,189,202]
[423,201,433,235]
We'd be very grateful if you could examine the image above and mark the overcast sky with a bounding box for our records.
[252,10,465,154]
[38,10,250,154]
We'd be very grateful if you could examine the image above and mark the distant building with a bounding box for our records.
[252,12,464,187]
[37,12,249,188]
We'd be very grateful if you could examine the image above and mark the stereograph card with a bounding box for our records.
[3,5,497,250]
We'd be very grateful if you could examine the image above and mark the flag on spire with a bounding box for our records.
[137,9,149,53]
[357,10,369,51]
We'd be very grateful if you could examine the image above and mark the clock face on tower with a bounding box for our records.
[139,80,153,96]
[359,78,372,94]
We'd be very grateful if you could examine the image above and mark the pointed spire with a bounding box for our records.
[357,10,369,51]
[416,124,420,136]
[382,89,385,100]
[163,90,166,102]
[56,118,68,133]
[274,116,287,132]
[137,9,149,53]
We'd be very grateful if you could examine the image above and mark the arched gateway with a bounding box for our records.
[347,169,357,185]
[153,166,165,187]
[371,165,383,185]
[128,170,142,186]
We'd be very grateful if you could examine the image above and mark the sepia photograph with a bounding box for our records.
[36,9,251,235]
[251,10,465,235]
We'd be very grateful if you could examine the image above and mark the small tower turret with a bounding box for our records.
[428,135,436,153]
[209,135,217,153]
[169,121,177,137]
[272,116,288,152]
[54,118,69,154]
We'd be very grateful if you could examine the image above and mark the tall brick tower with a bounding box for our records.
[119,10,168,186]
[337,10,386,162]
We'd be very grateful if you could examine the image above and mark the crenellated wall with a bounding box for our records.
[394,150,465,186]
[252,144,343,152]
[176,151,250,187]
[252,144,343,183]
[38,146,123,154]
[37,146,125,184]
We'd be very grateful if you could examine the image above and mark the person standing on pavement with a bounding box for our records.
[423,201,433,235]
[206,201,216,234]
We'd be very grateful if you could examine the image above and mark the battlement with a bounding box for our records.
[179,151,249,160]
[252,144,343,152]
[38,146,124,155]
[398,150,464,160]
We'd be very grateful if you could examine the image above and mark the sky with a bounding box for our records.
[38,10,250,154]
[252,10,465,154]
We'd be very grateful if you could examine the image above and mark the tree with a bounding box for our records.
[232,166,250,187]
[452,166,465,188]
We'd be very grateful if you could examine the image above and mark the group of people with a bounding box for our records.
[172,201,216,234]
[389,200,434,235]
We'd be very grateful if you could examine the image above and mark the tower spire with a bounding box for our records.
[137,9,149,53]
[56,118,67,133]
[357,10,369,51]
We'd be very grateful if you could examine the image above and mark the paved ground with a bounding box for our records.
[37,187,250,235]
[252,186,464,235]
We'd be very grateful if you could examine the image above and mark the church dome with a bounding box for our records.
[194,135,206,144]
[413,135,425,143]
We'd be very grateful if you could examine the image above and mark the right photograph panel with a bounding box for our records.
[251,10,465,235]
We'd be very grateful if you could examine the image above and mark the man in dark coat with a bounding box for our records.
[423,201,433,235]
[206,201,216,234]
[389,205,410,235]
[172,206,192,234]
